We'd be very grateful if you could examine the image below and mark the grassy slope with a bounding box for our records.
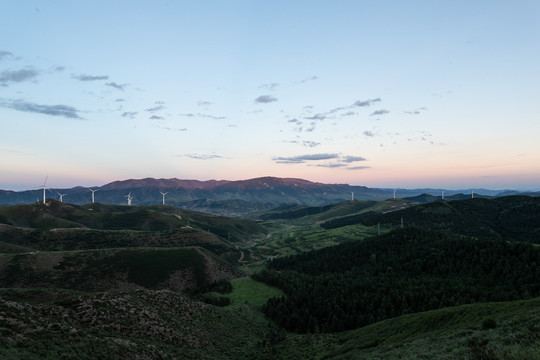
[276,297,540,359]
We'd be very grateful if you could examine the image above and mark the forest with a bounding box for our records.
[254,227,540,333]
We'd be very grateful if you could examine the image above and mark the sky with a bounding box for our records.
[1,1,539,191]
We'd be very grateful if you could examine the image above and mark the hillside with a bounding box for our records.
[0,247,240,293]
[255,227,540,333]
[321,195,540,243]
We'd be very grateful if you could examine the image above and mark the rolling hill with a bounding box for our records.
[321,195,540,243]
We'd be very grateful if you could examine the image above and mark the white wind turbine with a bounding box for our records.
[350,191,354,201]
[38,176,52,204]
[56,191,68,203]
[160,191,168,205]
[89,188,98,203]
[125,192,133,206]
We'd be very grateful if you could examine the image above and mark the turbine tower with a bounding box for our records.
[472,190,474,199]
[393,188,396,199]
[125,192,133,206]
[350,191,354,201]
[42,176,48,204]
[56,192,67,203]
[89,189,98,203]
[442,190,445,200]
[160,191,168,205]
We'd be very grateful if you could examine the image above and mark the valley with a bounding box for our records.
[1,193,540,359]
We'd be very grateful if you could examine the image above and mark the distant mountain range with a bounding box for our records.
[1,176,538,215]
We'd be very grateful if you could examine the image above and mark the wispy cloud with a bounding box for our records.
[273,153,339,164]
[255,95,277,104]
[0,50,14,60]
[370,109,389,116]
[182,153,223,160]
[312,163,348,168]
[0,69,39,83]
[178,112,226,120]
[73,74,109,81]
[273,153,368,169]
[353,98,381,107]
[259,83,280,90]
[404,107,427,115]
[197,100,213,106]
[347,166,370,170]
[363,130,375,137]
[299,75,318,83]
[146,105,165,112]
[106,82,126,91]
[0,99,82,119]
[342,156,367,163]
[150,115,164,120]
[121,112,137,119]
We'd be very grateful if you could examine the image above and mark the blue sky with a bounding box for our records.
[1,1,539,191]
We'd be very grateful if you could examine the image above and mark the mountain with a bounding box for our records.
[0,177,390,214]
[3,176,533,216]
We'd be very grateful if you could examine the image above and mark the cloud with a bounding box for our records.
[273,153,339,164]
[304,114,326,121]
[150,115,164,120]
[116,98,125,102]
[259,83,280,90]
[303,141,320,148]
[342,156,367,163]
[0,69,39,82]
[0,99,82,119]
[179,112,226,120]
[183,154,223,160]
[288,118,302,124]
[312,163,348,168]
[161,126,187,132]
[404,107,427,115]
[146,105,165,112]
[353,98,381,107]
[0,50,14,60]
[254,95,277,104]
[363,130,375,137]
[347,166,370,170]
[370,109,389,116]
[106,82,126,91]
[54,66,66,72]
[197,100,213,106]
[299,75,318,83]
[73,74,109,81]
[121,112,137,119]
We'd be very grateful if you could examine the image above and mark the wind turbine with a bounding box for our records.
[89,188,98,203]
[56,192,68,203]
[125,192,133,206]
[42,176,49,204]
[442,190,445,200]
[160,191,168,205]
[393,188,396,199]
[350,191,354,201]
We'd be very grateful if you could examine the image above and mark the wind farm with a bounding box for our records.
[1,1,539,358]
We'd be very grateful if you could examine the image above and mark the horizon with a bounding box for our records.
[1,1,539,192]
[1,175,538,193]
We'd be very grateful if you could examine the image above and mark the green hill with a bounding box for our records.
[255,227,540,333]
[321,196,540,243]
